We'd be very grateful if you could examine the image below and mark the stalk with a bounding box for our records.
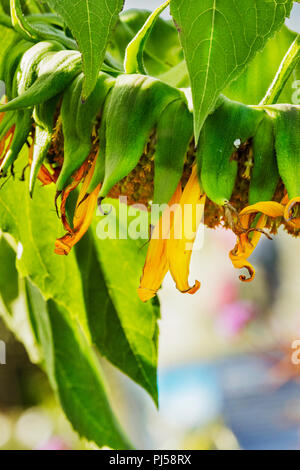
[260,34,300,105]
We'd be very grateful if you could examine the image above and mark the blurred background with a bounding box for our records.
[0,0,300,451]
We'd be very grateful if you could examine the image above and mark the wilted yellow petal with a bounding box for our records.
[167,165,205,295]
[138,184,182,302]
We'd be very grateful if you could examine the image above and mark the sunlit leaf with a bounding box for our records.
[0,151,90,338]
[170,0,293,141]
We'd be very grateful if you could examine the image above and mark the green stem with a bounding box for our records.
[260,34,300,106]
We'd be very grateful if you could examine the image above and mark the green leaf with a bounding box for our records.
[0,24,18,78]
[25,280,132,449]
[10,0,77,49]
[75,205,159,405]
[124,0,171,74]
[93,201,160,402]
[225,26,300,105]
[0,150,90,339]
[170,0,294,141]
[0,1,10,16]
[46,0,125,98]
[0,147,159,403]
[0,235,19,314]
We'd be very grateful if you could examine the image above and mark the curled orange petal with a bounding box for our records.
[230,214,268,282]
[59,161,89,233]
[55,155,99,255]
[55,184,100,255]
[0,125,15,161]
[229,200,285,283]
[229,252,256,282]
[38,165,57,185]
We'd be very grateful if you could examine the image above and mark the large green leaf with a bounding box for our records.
[25,280,131,449]
[0,147,159,401]
[75,204,159,405]
[170,0,293,141]
[0,151,89,338]
[46,0,125,98]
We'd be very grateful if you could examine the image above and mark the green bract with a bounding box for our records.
[95,74,182,198]
[197,97,264,205]
[249,112,279,204]
[57,72,115,191]
[271,104,300,199]
[153,99,193,206]
[0,49,82,111]
[30,96,58,195]
[16,41,65,95]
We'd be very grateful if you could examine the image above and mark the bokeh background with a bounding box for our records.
[0,0,300,451]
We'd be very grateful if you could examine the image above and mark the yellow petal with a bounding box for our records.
[240,201,284,218]
[167,165,205,295]
[138,184,182,302]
